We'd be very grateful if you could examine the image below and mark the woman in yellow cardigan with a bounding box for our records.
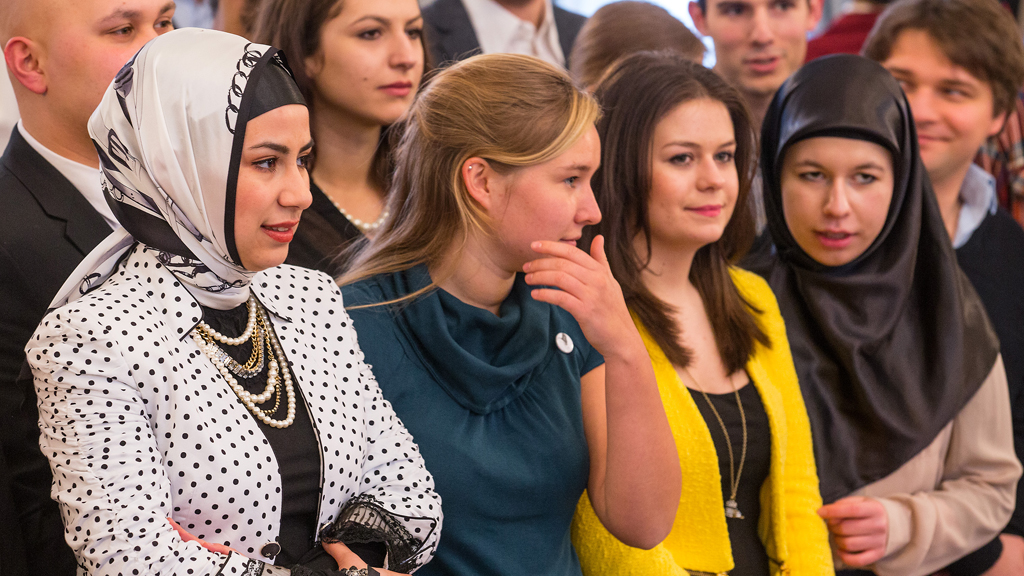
[571,52,833,576]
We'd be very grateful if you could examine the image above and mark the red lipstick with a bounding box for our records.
[262,221,299,243]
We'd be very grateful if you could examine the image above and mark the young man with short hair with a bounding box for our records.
[689,0,822,127]
[0,1,175,573]
[689,0,822,237]
[862,0,1024,573]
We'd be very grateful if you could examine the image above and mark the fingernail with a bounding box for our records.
[532,241,542,249]
[523,262,531,272]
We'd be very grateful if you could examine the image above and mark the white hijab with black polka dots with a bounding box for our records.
[52,28,290,311]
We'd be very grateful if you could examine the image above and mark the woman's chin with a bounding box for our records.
[805,248,861,267]
[240,248,290,273]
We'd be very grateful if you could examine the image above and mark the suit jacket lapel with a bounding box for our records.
[554,9,575,65]
[553,7,586,69]
[2,129,110,256]
[430,0,483,62]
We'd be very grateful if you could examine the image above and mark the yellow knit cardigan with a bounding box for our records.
[571,268,833,576]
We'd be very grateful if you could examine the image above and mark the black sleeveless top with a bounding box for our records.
[201,302,320,566]
[692,383,772,576]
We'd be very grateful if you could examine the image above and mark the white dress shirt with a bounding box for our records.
[953,163,999,249]
[0,72,18,153]
[461,0,566,68]
[17,120,117,229]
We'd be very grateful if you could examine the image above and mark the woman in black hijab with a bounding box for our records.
[756,54,1020,575]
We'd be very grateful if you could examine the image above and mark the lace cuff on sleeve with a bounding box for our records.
[319,494,438,573]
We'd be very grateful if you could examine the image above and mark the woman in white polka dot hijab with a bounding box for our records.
[27,28,441,576]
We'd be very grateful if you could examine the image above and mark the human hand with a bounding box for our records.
[523,236,639,360]
[322,541,366,570]
[818,496,888,567]
[168,518,237,555]
[321,542,407,575]
[981,534,1024,576]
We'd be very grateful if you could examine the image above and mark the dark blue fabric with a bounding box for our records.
[343,266,603,576]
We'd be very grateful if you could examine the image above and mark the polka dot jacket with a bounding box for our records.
[26,245,442,576]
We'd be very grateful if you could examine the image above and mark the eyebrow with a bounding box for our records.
[98,2,175,26]
[564,164,594,172]
[889,66,979,89]
[351,14,423,26]
[938,79,978,91]
[663,140,736,149]
[714,1,751,10]
[885,67,913,78]
[249,140,315,154]
[792,159,886,171]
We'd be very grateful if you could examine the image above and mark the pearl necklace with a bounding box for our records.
[331,199,389,233]
[200,295,259,345]
[192,296,296,428]
[195,312,265,379]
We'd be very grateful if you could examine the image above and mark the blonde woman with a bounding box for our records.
[338,54,681,576]
[571,52,833,576]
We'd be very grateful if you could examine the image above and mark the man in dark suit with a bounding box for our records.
[423,0,585,69]
[0,0,176,573]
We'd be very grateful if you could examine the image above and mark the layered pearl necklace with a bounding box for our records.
[192,295,296,428]
[330,198,389,234]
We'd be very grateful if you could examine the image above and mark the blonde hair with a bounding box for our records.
[339,53,600,301]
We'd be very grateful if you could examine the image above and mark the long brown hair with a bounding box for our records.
[585,51,768,372]
[338,53,600,300]
[250,0,429,189]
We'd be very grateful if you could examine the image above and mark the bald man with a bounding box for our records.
[0,2,174,573]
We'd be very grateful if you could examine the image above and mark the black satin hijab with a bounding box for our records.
[757,55,999,502]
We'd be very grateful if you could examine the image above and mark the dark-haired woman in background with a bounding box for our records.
[571,51,833,576]
[252,0,425,276]
[756,54,1019,575]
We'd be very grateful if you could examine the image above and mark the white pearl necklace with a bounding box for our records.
[197,295,259,345]
[192,298,296,428]
[331,199,389,233]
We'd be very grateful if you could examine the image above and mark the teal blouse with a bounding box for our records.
[342,266,604,576]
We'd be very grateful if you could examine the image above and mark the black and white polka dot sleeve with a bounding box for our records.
[317,310,442,573]
[27,308,289,576]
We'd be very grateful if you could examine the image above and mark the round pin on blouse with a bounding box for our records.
[556,332,574,354]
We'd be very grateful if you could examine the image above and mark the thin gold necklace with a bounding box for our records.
[684,366,748,520]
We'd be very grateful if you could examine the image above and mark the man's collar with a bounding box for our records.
[461,0,564,66]
[953,163,998,249]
